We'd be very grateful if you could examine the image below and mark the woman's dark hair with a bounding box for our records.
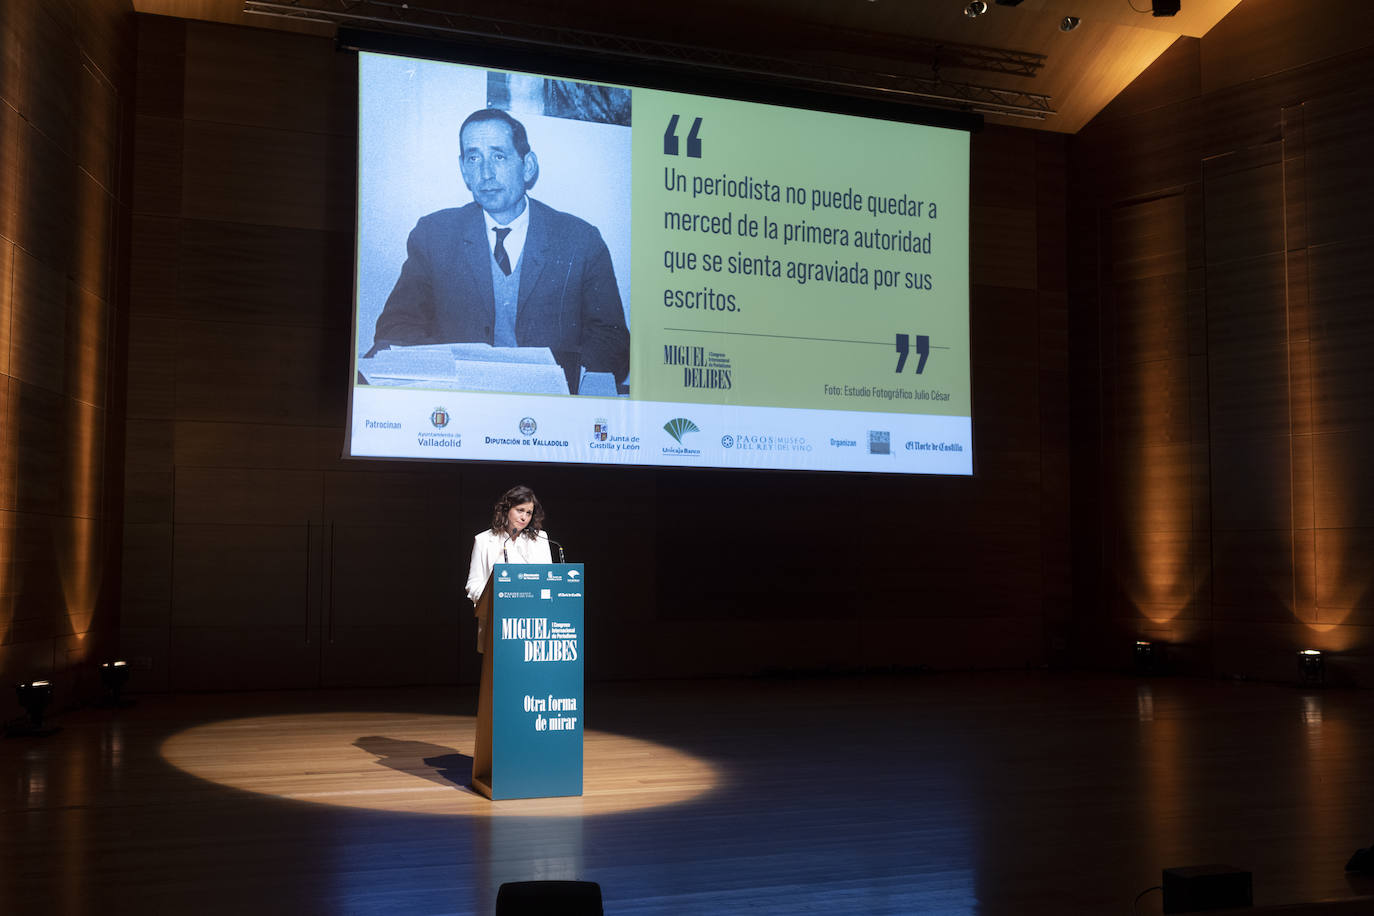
[490,485,544,539]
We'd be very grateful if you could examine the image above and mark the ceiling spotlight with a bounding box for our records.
[965,1,988,17]
[1060,15,1081,31]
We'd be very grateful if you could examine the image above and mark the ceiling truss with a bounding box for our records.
[242,0,1056,120]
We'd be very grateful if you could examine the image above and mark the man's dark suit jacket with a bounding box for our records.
[373,198,629,393]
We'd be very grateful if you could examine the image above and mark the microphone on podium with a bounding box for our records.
[547,538,566,563]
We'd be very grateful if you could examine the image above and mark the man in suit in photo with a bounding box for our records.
[372,108,629,394]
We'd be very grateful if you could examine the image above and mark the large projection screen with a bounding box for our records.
[347,48,973,475]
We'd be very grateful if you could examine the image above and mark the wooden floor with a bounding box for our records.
[5,671,1374,915]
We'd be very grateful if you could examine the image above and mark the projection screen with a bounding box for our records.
[347,48,973,474]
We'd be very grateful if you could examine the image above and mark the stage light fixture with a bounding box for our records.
[965,1,988,18]
[1152,0,1181,16]
[100,660,132,707]
[1060,16,1081,31]
[1298,649,1325,685]
[11,680,55,736]
[1134,639,1163,674]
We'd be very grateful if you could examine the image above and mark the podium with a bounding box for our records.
[472,563,584,800]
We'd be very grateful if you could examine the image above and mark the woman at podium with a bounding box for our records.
[466,486,553,648]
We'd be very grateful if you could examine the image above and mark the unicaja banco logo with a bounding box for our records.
[663,417,700,444]
[430,407,450,429]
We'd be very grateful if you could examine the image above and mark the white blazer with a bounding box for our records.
[465,528,553,605]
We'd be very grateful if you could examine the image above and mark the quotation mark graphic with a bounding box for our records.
[664,115,703,158]
[895,334,931,374]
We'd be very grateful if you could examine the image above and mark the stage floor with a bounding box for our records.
[5,671,1374,914]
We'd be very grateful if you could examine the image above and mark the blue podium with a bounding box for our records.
[471,563,584,800]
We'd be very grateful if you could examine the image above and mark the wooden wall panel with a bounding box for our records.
[1200,0,1374,95]
[971,286,1039,369]
[181,119,354,232]
[0,104,19,246]
[1312,429,1374,530]
[0,377,13,511]
[0,240,12,380]
[8,513,65,642]
[328,525,457,628]
[183,20,354,136]
[16,125,78,275]
[1202,155,1283,263]
[173,320,348,425]
[1070,0,1374,682]
[176,420,341,470]
[123,468,172,525]
[177,220,352,328]
[1313,527,1374,626]
[119,522,172,628]
[1112,274,1188,365]
[1303,87,1374,248]
[971,363,1039,452]
[9,248,67,394]
[169,625,317,690]
[320,618,462,686]
[1204,254,1288,440]
[1113,355,1190,448]
[322,470,461,526]
[1209,435,1292,531]
[75,61,121,197]
[14,0,81,162]
[1210,529,1296,620]
[123,316,176,420]
[172,523,311,626]
[1115,528,1208,614]
[174,467,322,526]
[1108,193,1189,281]
[132,116,182,219]
[128,215,180,317]
[970,205,1036,290]
[1307,239,1374,432]
[972,127,1038,210]
[132,14,185,120]
[65,282,109,408]
[12,383,64,517]
[1075,101,1205,206]
[61,399,106,521]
